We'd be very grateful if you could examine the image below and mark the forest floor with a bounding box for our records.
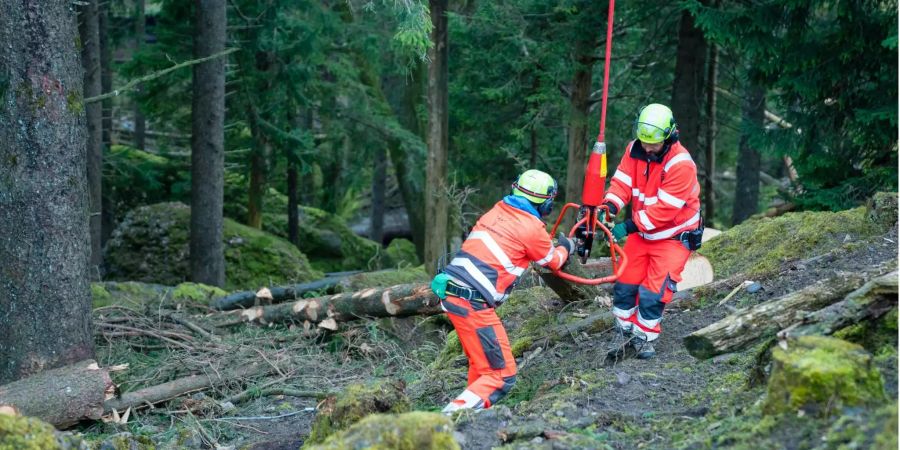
[81,220,898,449]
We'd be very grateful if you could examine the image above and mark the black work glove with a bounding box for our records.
[556,232,576,257]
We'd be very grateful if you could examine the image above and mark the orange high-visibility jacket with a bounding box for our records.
[444,199,568,306]
[604,140,701,240]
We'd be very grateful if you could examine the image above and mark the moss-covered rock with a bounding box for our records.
[91,432,156,450]
[764,336,886,416]
[699,207,883,278]
[338,266,430,292]
[306,380,410,445]
[385,239,420,267]
[306,411,458,450]
[867,191,898,230]
[263,203,395,272]
[0,414,59,450]
[92,281,227,311]
[104,203,321,290]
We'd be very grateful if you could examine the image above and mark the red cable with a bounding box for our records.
[597,0,615,143]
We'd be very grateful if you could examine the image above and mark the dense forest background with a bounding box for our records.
[88,0,896,282]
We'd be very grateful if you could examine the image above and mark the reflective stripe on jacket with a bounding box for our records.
[444,200,568,306]
[604,140,701,240]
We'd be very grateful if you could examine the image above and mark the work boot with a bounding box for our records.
[606,326,632,358]
[631,335,656,359]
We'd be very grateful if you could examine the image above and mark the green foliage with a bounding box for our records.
[104,145,189,221]
[691,0,898,210]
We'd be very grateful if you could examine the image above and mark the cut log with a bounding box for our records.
[539,260,608,302]
[223,283,442,328]
[211,277,346,310]
[0,359,114,429]
[104,363,266,413]
[684,273,869,359]
[781,271,898,338]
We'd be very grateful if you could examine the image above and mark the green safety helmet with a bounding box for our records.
[633,103,676,144]
[512,169,558,216]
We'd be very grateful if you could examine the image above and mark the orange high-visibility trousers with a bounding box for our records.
[441,295,517,409]
[612,235,691,341]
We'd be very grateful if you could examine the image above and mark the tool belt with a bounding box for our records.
[673,215,704,250]
[446,280,487,303]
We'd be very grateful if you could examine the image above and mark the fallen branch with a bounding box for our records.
[85,48,238,103]
[211,276,347,311]
[226,388,331,406]
[0,360,114,428]
[105,363,267,413]
[684,272,870,359]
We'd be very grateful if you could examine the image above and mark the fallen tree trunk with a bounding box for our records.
[683,272,869,359]
[539,260,609,302]
[104,363,266,413]
[211,277,346,311]
[0,359,114,428]
[228,283,441,329]
[780,271,898,338]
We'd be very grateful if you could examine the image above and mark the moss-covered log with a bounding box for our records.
[782,271,898,338]
[684,273,869,359]
[227,283,441,328]
[539,260,608,303]
[0,360,113,429]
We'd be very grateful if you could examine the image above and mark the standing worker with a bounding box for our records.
[599,103,703,359]
[431,169,575,414]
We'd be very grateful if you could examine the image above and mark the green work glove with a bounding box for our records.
[431,273,450,300]
[611,219,637,242]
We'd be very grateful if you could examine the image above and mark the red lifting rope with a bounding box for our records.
[549,0,627,285]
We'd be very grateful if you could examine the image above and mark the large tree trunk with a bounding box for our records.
[247,113,270,229]
[0,360,113,428]
[704,42,718,227]
[424,0,449,276]
[190,0,227,287]
[564,47,595,213]
[731,74,765,225]
[99,1,112,148]
[228,283,441,329]
[670,8,707,156]
[370,145,387,244]
[133,0,146,150]
[79,0,104,275]
[683,273,869,359]
[287,157,299,245]
[0,0,95,383]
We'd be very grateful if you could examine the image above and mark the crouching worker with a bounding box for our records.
[431,169,575,414]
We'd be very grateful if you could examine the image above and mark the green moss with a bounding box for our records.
[306,411,458,450]
[261,198,395,272]
[834,308,898,356]
[65,89,83,115]
[91,283,113,309]
[104,203,322,290]
[340,266,430,291]
[511,336,533,357]
[171,282,227,303]
[867,191,898,230]
[88,433,156,450]
[0,414,60,450]
[699,207,881,278]
[385,239,420,267]
[433,331,463,369]
[306,380,410,445]
[764,336,886,416]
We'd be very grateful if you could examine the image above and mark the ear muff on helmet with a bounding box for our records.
[537,198,554,217]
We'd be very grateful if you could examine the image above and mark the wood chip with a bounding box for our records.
[318,318,338,331]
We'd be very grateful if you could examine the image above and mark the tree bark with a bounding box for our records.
[227,283,442,328]
[564,45,596,213]
[0,360,113,428]
[288,158,299,244]
[79,0,104,275]
[670,8,707,156]
[105,363,267,413]
[425,0,449,276]
[99,1,112,148]
[0,0,95,383]
[731,74,765,225]
[133,0,146,150]
[371,145,387,244]
[247,113,270,229]
[683,273,869,359]
[781,271,898,339]
[211,277,348,311]
[704,41,718,227]
[190,0,227,287]
[539,262,608,303]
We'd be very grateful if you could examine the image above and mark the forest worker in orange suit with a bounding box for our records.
[430,169,576,414]
[599,103,702,360]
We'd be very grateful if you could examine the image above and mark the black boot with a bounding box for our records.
[606,326,632,358]
[631,335,656,359]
